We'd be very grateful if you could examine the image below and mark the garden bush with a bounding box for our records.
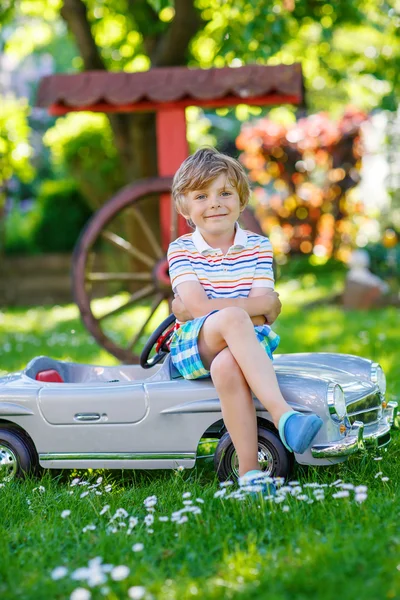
[33,179,93,253]
[276,255,346,281]
[366,238,400,281]
[43,112,125,211]
[3,204,40,255]
[4,179,93,255]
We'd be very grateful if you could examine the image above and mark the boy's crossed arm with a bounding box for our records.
[247,286,281,325]
[171,280,281,325]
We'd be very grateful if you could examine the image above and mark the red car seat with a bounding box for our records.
[35,369,64,383]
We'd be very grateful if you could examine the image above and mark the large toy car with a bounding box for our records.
[0,315,397,483]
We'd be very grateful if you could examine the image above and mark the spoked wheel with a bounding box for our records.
[73,176,264,363]
[73,177,174,363]
[214,425,293,482]
[0,427,38,482]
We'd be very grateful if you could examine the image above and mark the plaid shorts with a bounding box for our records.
[169,311,280,380]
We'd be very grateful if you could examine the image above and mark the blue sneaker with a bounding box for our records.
[238,470,276,497]
[279,410,323,454]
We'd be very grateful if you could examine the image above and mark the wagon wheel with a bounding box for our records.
[73,177,174,363]
[73,176,264,363]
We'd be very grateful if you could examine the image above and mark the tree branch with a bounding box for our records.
[60,0,105,70]
[151,0,203,67]
[60,0,158,182]
[126,0,160,35]
[126,0,164,57]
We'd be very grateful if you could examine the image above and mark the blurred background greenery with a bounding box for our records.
[1,0,399,279]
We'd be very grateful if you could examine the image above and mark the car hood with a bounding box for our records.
[274,361,376,401]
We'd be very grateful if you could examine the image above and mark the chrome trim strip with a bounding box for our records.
[371,362,386,394]
[327,383,345,422]
[384,401,398,427]
[161,398,306,415]
[347,405,382,418]
[39,452,196,461]
[311,421,364,459]
[347,408,382,426]
[370,362,380,383]
[346,391,381,415]
[363,421,391,446]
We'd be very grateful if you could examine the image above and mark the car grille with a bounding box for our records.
[346,391,383,426]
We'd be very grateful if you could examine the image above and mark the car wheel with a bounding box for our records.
[214,425,293,482]
[0,428,37,482]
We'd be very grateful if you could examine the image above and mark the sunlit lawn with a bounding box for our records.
[0,272,399,600]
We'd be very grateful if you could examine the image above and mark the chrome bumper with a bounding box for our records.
[386,400,399,428]
[311,400,398,460]
[311,421,365,459]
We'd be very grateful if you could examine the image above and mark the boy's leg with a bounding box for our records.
[198,307,291,427]
[210,348,259,476]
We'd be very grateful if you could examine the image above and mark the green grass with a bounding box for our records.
[0,272,399,600]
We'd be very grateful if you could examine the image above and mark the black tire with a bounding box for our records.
[214,424,293,482]
[0,427,38,482]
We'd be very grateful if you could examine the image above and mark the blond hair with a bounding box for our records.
[172,147,251,217]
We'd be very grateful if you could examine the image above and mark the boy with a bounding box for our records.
[167,147,322,488]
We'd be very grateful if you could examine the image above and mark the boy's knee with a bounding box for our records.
[210,348,239,382]
[218,307,251,332]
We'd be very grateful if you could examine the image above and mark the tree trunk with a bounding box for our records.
[108,112,158,183]
[60,0,202,270]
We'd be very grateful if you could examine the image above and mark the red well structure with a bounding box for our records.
[37,63,305,248]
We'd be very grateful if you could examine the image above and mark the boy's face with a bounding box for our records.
[183,173,242,237]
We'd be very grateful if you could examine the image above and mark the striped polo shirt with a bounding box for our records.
[167,223,274,297]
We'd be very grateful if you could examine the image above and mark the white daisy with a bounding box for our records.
[111,565,130,581]
[128,586,146,599]
[51,566,68,580]
[70,588,91,600]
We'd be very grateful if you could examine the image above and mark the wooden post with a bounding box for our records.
[156,108,190,250]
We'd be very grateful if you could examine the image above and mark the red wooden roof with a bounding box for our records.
[36,64,304,114]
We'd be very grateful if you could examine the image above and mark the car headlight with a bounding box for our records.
[371,363,386,395]
[327,383,346,421]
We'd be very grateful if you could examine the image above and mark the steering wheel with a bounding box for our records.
[140,313,177,369]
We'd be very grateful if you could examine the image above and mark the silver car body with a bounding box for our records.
[0,352,397,471]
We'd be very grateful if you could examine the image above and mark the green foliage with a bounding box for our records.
[0,452,398,600]
[3,204,40,255]
[2,0,400,259]
[277,255,346,281]
[43,113,124,210]
[366,240,400,281]
[4,180,93,255]
[3,0,75,76]
[6,0,398,114]
[0,0,16,26]
[186,106,217,152]
[0,95,35,206]
[192,0,400,114]
[33,179,93,253]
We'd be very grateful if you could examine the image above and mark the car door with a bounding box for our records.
[38,383,147,425]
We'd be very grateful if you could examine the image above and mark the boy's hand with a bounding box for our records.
[251,315,267,326]
[172,294,194,322]
[262,291,281,324]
